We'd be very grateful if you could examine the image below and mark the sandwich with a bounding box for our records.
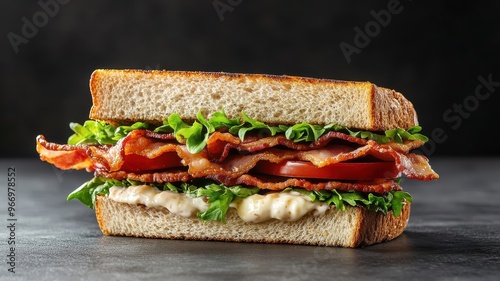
[36,69,439,247]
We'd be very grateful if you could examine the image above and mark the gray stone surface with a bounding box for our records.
[0,158,499,280]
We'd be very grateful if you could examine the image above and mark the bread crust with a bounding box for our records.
[94,195,410,247]
[89,69,418,131]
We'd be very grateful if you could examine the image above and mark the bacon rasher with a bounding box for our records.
[36,129,438,192]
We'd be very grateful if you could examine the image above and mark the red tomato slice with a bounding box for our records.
[121,152,183,172]
[253,160,400,180]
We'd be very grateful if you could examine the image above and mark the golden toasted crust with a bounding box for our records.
[94,195,410,247]
[89,69,418,130]
[354,201,411,246]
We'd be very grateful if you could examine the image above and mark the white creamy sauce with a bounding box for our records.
[108,186,329,223]
[232,192,329,223]
[109,185,208,218]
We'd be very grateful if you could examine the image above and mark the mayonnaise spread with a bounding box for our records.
[109,185,208,218]
[108,185,329,223]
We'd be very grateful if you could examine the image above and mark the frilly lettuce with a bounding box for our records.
[68,177,411,221]
[67,109,428,154]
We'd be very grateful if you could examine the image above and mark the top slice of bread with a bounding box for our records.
[89,69,418,131]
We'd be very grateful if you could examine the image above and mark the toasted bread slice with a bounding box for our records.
[95,195,410,247]
[89,69,418,131]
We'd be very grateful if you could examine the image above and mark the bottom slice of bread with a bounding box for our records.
[94,195,410,247]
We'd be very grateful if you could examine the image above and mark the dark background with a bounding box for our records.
[1,0,499,158]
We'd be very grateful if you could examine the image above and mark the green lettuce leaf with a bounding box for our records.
[385,126,429,143]
[285,187,411,216]
[67,110,428,152]
[192,183,259,223]
[390,190,414,217]
[285,122,325,142]
[68,120,149,145]
[227,112,285,141]
[67,176,129,208]
[208,109,240,129]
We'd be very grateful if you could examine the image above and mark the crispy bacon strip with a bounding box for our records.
[97,168,400,193]
[178,144,365,178]
[205,131,403,162]
[97,169,191,183]
[36,131,178,172]
[36,135,94,171]
[37,129,438,186]
[368,142,439,180]
[180,140,439,180]
[87,130,178,172]
[214,174,401,193]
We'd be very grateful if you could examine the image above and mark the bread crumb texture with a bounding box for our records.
[95,195,410,247]
[89,70,418,130]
